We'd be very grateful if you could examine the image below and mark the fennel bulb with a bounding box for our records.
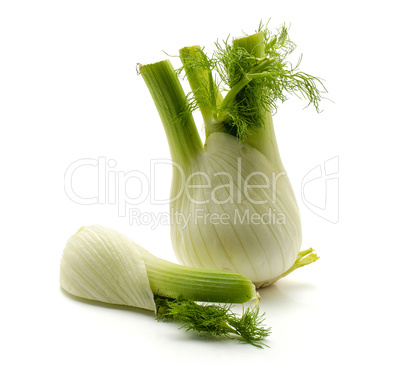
[140,23,322,287]
[60,225,257,309]
[60,225,269,346]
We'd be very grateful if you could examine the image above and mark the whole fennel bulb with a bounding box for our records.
[140,24,322,287]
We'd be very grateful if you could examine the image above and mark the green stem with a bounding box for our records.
[229,32,279,160]
[218,75,252,117]
[140,60,203,170]
[217,60,274,120]
[245,110,284,169]
[258,248,320,288]
[233,31,265,57]
[218,32,266,121]
[179,46,223,137]
[143,252,256,303]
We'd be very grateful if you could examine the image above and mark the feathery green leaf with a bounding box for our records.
[155,296,270,348]
[178,21,327,142]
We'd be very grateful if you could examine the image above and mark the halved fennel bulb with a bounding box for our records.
[59,225,270,347]
[60,225,257,311]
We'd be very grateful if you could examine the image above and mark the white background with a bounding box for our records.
[1,1,401,380]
